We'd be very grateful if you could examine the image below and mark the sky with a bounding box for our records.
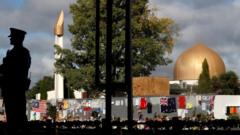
[0,0,240,87]
[150,0,240,80]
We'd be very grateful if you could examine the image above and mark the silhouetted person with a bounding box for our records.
[0,28,31,135]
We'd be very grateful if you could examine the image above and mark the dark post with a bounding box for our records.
[106,0,113,132]
[125,0,133,131]
[95,0,100,85]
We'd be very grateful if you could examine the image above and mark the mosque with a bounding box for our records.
[131,42,226,97]
[46,42,227,99]
[171,43,226,88]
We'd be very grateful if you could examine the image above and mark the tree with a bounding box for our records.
[218,71,239,94]
[47,103,57,120]
[210,76,221,93]
[26,87,38,99]
[198,59,211,94]
[55,0,178,97]
[26,76,54,99]
[208,71,239,95]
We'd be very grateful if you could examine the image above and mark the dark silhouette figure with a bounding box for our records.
[0,28,31,135]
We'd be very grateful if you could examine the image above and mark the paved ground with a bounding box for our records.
[1,121,240,135]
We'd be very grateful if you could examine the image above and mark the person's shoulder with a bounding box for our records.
[20,46,30,54]
[17,47,31,59]
[22,46,29,52]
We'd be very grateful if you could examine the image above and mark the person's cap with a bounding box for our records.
[8,28,27,37]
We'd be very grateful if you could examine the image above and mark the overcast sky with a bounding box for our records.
[0,0,75,87]
[150,0,240,80]
[0,0,240,87]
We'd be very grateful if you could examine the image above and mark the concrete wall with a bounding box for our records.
[214,95,240,119]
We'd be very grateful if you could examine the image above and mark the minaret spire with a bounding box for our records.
[54,10,64,99]
[54,10,64,36]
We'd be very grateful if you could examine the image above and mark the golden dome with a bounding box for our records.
[174,43,226,80]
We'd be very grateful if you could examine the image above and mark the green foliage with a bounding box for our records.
[170,83,185,95]
[26,76,54,100]
[47,103,57,120]
[198,59,211,94]
[26,89,38,99]
[55,0,178,97]
[211,71,239,94]
[210,76,220,93]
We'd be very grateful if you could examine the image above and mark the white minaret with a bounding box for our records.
[54,10,64,99]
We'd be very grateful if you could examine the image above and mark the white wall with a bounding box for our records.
[170,80,198,85]
[35,90,56,100]
[36,93,40,100]
[214,95,240,119]
[35,89,85,100]
[47,90,56,100]
[74,90,82,99]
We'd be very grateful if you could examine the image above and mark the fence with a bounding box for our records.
[0,95,240,122]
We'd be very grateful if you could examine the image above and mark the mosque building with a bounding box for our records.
[171,43,226,88]
[33,42,227,99]
[132,42,226,96]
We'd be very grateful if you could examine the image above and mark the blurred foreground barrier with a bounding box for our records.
[1,120,240,135]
